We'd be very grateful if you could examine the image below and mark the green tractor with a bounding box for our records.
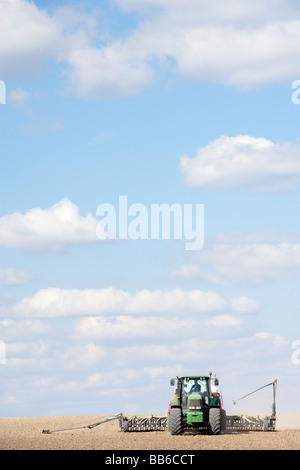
[168,373,226,435]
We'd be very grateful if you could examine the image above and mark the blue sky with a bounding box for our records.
[1,0,300,418]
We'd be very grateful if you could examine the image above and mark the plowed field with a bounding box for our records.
[0,414,299,450]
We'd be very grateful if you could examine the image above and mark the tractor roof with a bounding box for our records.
[179,375,210,379]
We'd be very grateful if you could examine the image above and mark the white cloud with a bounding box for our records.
[0,0,62,79]
[255,331,286,345]
[166,22,300,89]
[5,286,227,318]
[0,311,293,415]
[64,43,154,99]
[179,135,300,192]
[0,319,52,341]
[0,198,102,251]
[144,365,181,378]
[230,296,262,314]
[170,263,200,279]
[7,339,51,359]
[115,0,300,88]
[3,1,300,98]
[200,242,300,285]
[55,380,79,393]
[8,88,30,107]
[0,267,30,286]
[205,314,241,327]
[172,230,300,285]
[173,241,300,285]
[59,342,106,369]
[116,343,175,364]
[116,0,300,23]
[73,315,198,341]
[0,0,153,98]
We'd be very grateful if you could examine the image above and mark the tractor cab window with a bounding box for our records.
[182,378,209,396]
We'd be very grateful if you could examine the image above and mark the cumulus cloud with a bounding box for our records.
[0,198,102,251]
[172,231,300,285]
[116,0,300,23]
[8,88,30,107]
[5,286,227,318]
[86,1,300,94]
[115,0,300,88]
[3,1,300,98]
[65,42,154,99]
[205,314,242,327]
[179,135,300,192]
[0,0,153,98]
[0,319,52,342]
[0,0,62,79]
[7,339,51,361]
[200,242,300,285]
[230,296,262,314]
[144,365,181,378]
[59,342,106,369]
[73,315,198,341]
[0,267,30,286]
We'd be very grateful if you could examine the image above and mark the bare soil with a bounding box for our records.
[0,414,299,450]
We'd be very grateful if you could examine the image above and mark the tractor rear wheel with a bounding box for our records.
[209,408,222,435]
[169,408,183,435]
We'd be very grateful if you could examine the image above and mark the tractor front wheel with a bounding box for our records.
[169,408,183,435]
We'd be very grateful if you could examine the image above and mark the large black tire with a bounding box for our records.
[263,417,269,432]
[169,408,183,435]
[121,420,129,432]
[209,408,222,435]
[221,409,227,432]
